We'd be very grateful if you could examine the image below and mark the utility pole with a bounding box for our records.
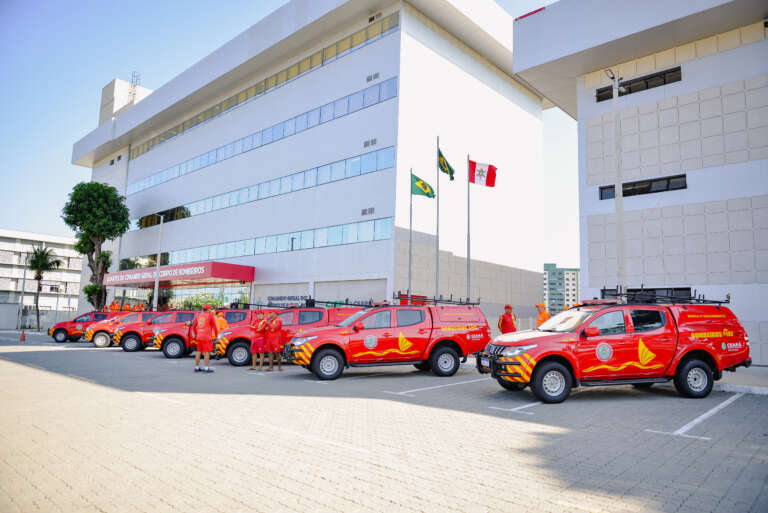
[152,214,164,311]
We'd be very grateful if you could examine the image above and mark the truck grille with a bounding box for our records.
[485,344,506,356]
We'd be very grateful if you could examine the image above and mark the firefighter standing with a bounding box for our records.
[250,311,268,370]
[266,311,283,372]
[536,303,551,328]
[192,304,219,373]
[498,305,517,334]
[109,300,120,312]
[214,310,229,331]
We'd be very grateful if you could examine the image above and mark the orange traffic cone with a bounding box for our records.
[20,330,25,342]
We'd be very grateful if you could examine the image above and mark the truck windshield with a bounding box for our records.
[337,309,372,327]
[538,309,594,332]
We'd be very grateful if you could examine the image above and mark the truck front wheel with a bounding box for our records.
[53,329,68,343]
[311,349,344,380]
[122,334,141,352]
[674,359,713,398]
[530,361,572,403]
[227,342,251,366]
[162,338,186,359]
[430,346,460,377]
[92,332,111,348]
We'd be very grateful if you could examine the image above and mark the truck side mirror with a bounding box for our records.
[583,326,600,337]
[354,322,364,332]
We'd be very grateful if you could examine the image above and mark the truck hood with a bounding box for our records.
[493,329,573,346]
[292,325,352,340]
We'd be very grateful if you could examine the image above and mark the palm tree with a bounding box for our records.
[27,245,63,331]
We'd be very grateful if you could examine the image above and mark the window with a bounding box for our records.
[599,174,686,200]
[397,309,424,327]
[327,225,343,246]
[317,165,331,185]
[151,313,174,324]
[377,147,395,169]
[331,161,345,181]
[121,314,139,324]
[141,313,156,321]
[320,103,334,123]
[343,223,358,244]
[348,91,364,112]
[93,314,108,321]
[363,84,379,107]
[225,312,247,324]
[596,67,681,102]
[346,156,361,177]
[277,234,290,252]
[314,228,328,247]
[358,220,374,242]
[588,311,626,335]
[291,172,304,191]
[300,230,314,250]
[279,312,294,325]
[361,152,377,174]
[299,310,323,325]
[176,312,194,323]
[334,97,348,118]
[304,168,317,187]
[374,218,392,240]
[362,310,391,329]
[630,310,666,333]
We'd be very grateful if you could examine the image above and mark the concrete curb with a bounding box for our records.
[713,383,768,395]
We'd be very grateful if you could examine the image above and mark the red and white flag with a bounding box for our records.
[468,160,497,187]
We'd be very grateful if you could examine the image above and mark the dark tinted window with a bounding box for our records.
[151,313,174,324]
[121,314,139,324]
[298,310,323,325]
[589,311,626,335]
[93,314,108,321]
[397,309,425,327]
[278,312,294,325]
[74,314,91,322]
[631,310,666,332]
[600,174,686,200]
[141,313,156,321]
[362,310,391,329]
[225,312,248,324]
[596,66,681,102]
[176,312,194,323]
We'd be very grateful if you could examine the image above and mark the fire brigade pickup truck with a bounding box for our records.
[215,307,360,365]
[153,309,251,358]
[477,300,752,403]
[116,310,196,352]
[84,311,137,347]
[49,311,119,343]
[285,304,491,380]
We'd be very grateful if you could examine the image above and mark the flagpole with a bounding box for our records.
[466,153,470,302]
[435,136,440,301]
[408,168,413,298]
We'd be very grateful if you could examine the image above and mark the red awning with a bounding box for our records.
[103,261,254,288]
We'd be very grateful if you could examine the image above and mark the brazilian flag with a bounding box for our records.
[411,173,435,198]
[438,148,455,180]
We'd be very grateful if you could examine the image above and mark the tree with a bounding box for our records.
[178,292,224,311]
[27,245,62,331]
[62,182,130,310]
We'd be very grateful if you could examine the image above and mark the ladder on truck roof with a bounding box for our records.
[600,286,730,305]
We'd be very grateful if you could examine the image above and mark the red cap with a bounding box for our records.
[202,304,212,310]
[504,304,512,310]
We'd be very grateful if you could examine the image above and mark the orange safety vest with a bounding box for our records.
[215,315,229,330]
[536,309,551,327]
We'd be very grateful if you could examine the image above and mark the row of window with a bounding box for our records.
[128,12,400,161]
[130,146,396,231]
[127,77,398,195]
[595,66,682,102]
[599,174,686,200]
[119,217,394,270]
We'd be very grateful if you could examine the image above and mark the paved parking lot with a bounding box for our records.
[1,331,767,513]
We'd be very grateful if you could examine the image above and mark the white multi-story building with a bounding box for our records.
[71,0,544,318]
[542,263,580,313]
[514,0,768,363]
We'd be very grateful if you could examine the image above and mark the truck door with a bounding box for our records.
[577,309,635,379]
[296,309,324,336]
[278,311,296,350]
[72,313,93,336]
[627,308,675,377]
[394,308,431,361]
[347,309,396,363]
[146,312,175,342]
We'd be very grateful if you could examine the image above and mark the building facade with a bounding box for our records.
[542,263,579,313]
[72,0,544,318]
[514,0,768,363]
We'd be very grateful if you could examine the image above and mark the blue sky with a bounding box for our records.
[0,0,577,267]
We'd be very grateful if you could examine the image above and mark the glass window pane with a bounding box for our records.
[315,228,328,247]
[255,80,265,96]
[270,179,280,196]
[367,20,382,40]
[277,234,290,252]
[305,168,317,187]
[264,236,277,253]
[276,70,286,85]
[299,57,310,74]
[358,220,374,242]
[363,84,380,107]
[241,135,253,152]
[244,238,255,255]
[208,150,217,164]
[348,91,363,113]
[203,198,213,213]
[262,128,273,145]
[287,64,299,80]
[280,176,291,194]
[590,311,626,335]
[334,97,348,118]
[380,77,398,100]
[343,223,358,244]
[374,218,393,240]
[327,225,342,246]
[307,108,320,128]
[288,232,301,251]
[248,185,258,201]
[377,146,395,169]
[346,156,361,177]
[272,123,284,141]
[226,242,236,258]
[361,152,377,174]
[208,244,218,260]
[331,161,345,181]
[300,230,314,250]
[266,74,277,90]
[295,113,308,133]
[254,237,266,254]
[320,103,334,123]
[351,29,366,48]
[234,240,245,256]
[310,51,322,68]
[258,182,269,199]
[336,36,351,55]
[220,193,230,209]
[317,165,330,184]
[211,195,222,211]
[252,130,262,148]
[323,43,337,62]
[291,172,304,191]
[283,117,295,137]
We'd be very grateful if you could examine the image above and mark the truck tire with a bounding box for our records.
[311,348,344,380]
[530,361,572,403]
[92,332,111,348]
[674,359,713,398]
[227,341,251,366]
[121,334,141,352]
[414,362,431,371]
[430,346,460,377]
[162,338,186,359]
[53,329,68,343]
[498,378,526,391]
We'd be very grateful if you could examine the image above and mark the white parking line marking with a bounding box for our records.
[305,380,329,384]
[645,393,744,440]
[382,377,490,397]
[488,401,542,415]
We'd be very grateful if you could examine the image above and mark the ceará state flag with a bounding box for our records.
[468,160,497,187]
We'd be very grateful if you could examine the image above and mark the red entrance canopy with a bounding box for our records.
[103,261,254,288]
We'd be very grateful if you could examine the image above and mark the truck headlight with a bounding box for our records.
[218,331,232,339]
[153,328,166,335]
[292,336,317,346]
[502,344,537,357]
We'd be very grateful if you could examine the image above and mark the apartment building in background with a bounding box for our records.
[514,0,768,363]
[71,0,544,321]
[542,263,580,313]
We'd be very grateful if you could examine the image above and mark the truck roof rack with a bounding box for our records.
[394,291,480,306]
[600,286,730,305]
[229,298,378,310]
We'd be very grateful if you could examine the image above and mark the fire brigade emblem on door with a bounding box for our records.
[596,342,613,361]
[364,335,378,349]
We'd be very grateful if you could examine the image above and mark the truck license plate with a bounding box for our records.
[480,357,489,368]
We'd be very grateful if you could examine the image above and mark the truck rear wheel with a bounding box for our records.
[430,346,460,377]
[498,378,526,391]
[311,348,344,380]
[227,342,251,366]
[162,338,186,359]
[122,334,141,352]
[92,332,111,348]
[530,361,572,403]
[674,359,713,398]
[53,329,68,343]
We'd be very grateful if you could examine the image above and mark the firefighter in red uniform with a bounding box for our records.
[250,311,268,370]
[266,311,283,372]
[498,304,517,334]
[192,304,219,373]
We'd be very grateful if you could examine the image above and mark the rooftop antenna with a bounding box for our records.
[129,71,141,103]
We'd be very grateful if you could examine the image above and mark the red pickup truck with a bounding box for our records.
[215,307,361,365]
[116,310,196,352]
[85,311,149,348]
[152,309,251,358]
[478,301,752,403]
[285,304,491,380]
[49,311,119,343]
